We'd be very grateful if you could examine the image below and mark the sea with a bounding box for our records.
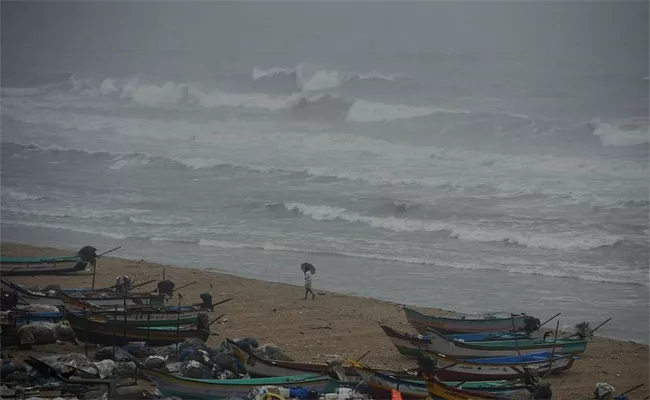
[1,1,648,343]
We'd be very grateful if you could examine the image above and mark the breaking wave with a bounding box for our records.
[2,188,45,201]
[96,77,446,122]
[346,100,468,122]
[252,63,403,93]
[6,141,647,210]
[196,237,646,287]
[2,219,133,240]
[589,119,649,147]
[282,202,624,250]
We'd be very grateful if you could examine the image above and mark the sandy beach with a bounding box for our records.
[1,242,648,399]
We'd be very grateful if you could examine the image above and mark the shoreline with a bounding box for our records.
[3,228,647,345]
[1,242,649,399]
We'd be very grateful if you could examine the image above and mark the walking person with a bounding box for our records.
[301,262,316,300]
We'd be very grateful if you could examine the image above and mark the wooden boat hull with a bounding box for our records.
[0,257,89,276]
[60,292,166,309]
[425,327,587,358]
[9,308,202,327]
[144,368,339,400]
[2,279,165,308]
[62,308,209,346]
[445,331,531,342]
[352,364,533,399]
[403,307,537,334]
[426,351,574,381]
[228,339,412,384]
[380,324,433,357]
[425,376,529,400]
[380,325,587,359]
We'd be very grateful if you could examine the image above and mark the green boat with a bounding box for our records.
[144,368,341,400]
[381,325,587,358]
[424,327,587,358]
[1,246,98,276]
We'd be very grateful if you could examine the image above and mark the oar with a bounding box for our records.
[97,246,122,258]
[173,281,198,293]
[208,314,226,327]
[538,312,561,330]
[619,383,644,397]
[354,350,372,363]
[210,297,234,308]
[589,317,613,335]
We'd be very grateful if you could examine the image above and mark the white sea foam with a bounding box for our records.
[192,237,647,286]
[346,99,468,122]
[591,119,649,147]
[128,215,191,226]
[2,188,44,201]
[284,202,624,250]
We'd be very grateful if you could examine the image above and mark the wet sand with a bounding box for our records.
[2,243,648,399]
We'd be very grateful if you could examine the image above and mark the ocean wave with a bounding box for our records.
[3,205,147,221]
[589,119,649,147]
[2,219,134,240]
[252,63,403,93]
[92,74,472,122]
[108,153,152,170]
[195,237,647,287]
[128,215,192,226]
[282,202,624,250]
[346,100,468,122]
[287,93,352,120]
[86,77,292,110]
[6,141,646,210]
[198,238,249,249]
[2,73,525,124]
[2,188,45,201]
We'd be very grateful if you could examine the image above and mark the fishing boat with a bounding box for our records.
[443,331,531,342]
[423,327,586,358]
[59,291,168,310]
[350,362,536,399]
[424,375,551,400]
[424,351,575,381]
[380,324,448,357]
[143,368,340,400]
[0,246,98,276]
[10,307,206,327]
[61,306,211,346]
[395,328,531,346]
[1,280,166,309]
[380,325,587,358]
[403,307,540,334]
[227,339,412,384]
[380,325,532,358]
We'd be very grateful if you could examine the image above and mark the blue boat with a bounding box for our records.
[402,330,531,343]
[447,331,531,342]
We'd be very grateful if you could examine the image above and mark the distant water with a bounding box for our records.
[2,2,648,343]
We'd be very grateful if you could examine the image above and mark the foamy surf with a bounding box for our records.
[590,119,649,147]
[2,188,45,201]
[283,202,624,250]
